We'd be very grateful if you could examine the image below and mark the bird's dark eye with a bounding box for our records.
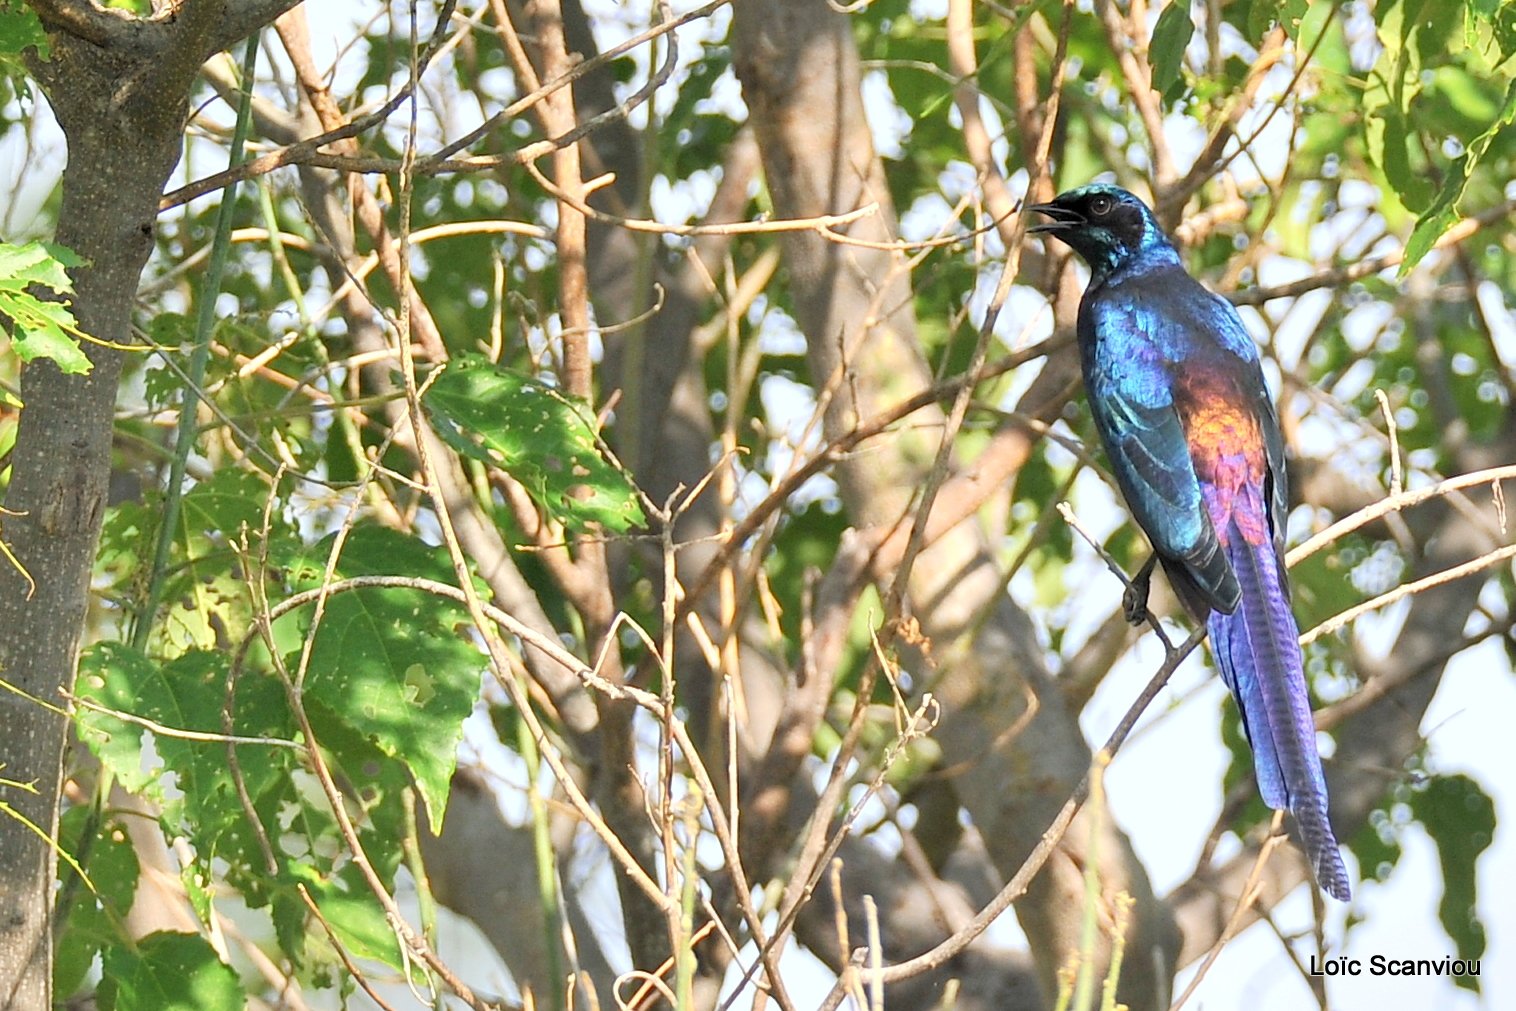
[1089,195,1114,217]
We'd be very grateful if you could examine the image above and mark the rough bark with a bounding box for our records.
[0,4,297,1005]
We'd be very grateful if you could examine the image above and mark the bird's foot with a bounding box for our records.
[1123,555,1157,627]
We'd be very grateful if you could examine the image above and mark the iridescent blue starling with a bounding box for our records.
[1031,183,1351,901]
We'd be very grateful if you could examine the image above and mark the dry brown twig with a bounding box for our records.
[813,627,1208,1010]
[297,883,409,1011]
[807,416,1509,1004]
[162,0,725,210]
[130,0,1515,1003]
[1169,813,1290,1011]
[673,330,1074,626]
[726,660,945,1008]
[215,43,503,994]
[1301,542,1516,647]
[945,0,1020,246]
[272,11,630,1006]
[1232,198,1516,306]
[673,26,1085,983]
[1093,0,1177,187]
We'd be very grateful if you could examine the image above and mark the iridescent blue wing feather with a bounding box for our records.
[1079,273,1241,616]
[1083,238,1351,901]
[1035,183,1351,901]
[1207,501,1351,899]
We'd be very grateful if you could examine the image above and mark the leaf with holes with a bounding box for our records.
[290,864,406,971]
[0,240,89,374]
[74,644,297,880]
[55,810,140,1000]
[0,2,48,62]
[1413,773,1493,991]
[280,525,485,834]
[424,356,643,532]
[98,932,241,1011]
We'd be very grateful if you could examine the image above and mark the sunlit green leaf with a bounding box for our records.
[1150,1,1195,94]
[1412,774,1493,991]
[0,240,90,374]
[99,932,241,1011]
[424,356,643,533]
[1401,78,1516,273]
[74,645,296,853]
[290,865,406,971]
[55,810,140,999]
[0,0,47,74]
[280,525,484,834]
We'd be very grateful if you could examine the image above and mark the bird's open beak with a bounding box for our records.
[1027,203,1084,234]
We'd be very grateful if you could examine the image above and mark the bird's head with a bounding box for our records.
[1028,184,1171,278]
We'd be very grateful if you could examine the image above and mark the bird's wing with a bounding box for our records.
[1189,289,1292,556]
[1251,342,1293,583]
[1080,291,1240,615]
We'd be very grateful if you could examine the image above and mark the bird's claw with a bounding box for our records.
[1123,555,1157,627]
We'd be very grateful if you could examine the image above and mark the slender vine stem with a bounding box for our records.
[133,35,260,649]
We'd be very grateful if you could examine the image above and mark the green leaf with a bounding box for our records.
[139,314,195,407]
[130,468,276,652]
[0,2,48,59]
[98,932,241,1011]
[0,240,80,286]
[7,301,92,373]
[1290,546,1365,631]
[1296,0,1338,55]
[1269,0,1310,40]
[293,713,413,886]
[0,0,46,88]
[291,865,406,971]
[1432,66,1503,127]
[423,356,644,533]
[1150,1,1195,94]
[180,468,268,544]
[280,525,486,833]
[74,648,169,800]
[0,241,90,374]
[55,810,141,999]
[1381,110,1435,212]
[181,860,215,925]
[1399,171,1466,275]
[75,645,296,847]
[1349,800,1405,883]
[1362,0,1444,215]
[1411,774,1493,991]
[1400,77,1516,274]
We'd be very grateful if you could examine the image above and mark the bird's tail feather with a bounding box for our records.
[1208,523,1352,901]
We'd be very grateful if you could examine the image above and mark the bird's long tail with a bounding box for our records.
[1208,521,1352,901]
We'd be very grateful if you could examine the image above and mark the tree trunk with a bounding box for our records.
[0,5,297,1004]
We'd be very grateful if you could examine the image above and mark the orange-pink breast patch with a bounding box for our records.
[1178,379,1270,544]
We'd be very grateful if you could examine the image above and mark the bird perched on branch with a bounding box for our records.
[1030,183,1351,901]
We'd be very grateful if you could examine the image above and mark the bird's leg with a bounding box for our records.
[1123,554,1158,626]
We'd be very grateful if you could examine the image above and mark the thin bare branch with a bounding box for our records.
[1231,198,1516,306]
[1301,543,1516,647]
[161,0,729,210]
[815,630,1206,1007]
[1288,463,1516,565]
